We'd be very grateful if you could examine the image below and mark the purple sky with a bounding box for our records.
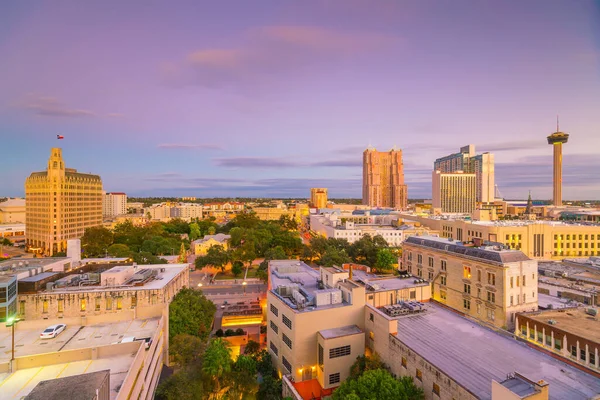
[1,1,599,200]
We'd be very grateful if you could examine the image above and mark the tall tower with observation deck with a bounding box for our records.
[547,118,569,206]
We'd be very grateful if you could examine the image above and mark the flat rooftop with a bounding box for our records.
[352,269,429,292]
[24,369,109,400]
[319,325,362,340]
[522,308,600,343]
[405,235,530,264]
[0,257,70,270]
[391,304,600,400]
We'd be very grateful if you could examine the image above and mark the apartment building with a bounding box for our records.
[25,148,103,256]
[399,214,600,260]
[267,261,366,397]
[362,147,408,209]
[365,302,600,400]
[400,236,538,329]
[432,170,476,214]
[515,307,600,373]
[102,192,127,218]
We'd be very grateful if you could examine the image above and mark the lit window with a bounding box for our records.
[463,266,471,279]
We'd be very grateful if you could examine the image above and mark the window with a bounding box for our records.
[510,296,513,306]
[487,272,495,286]
[58,299,64,313]
[416,369,423,381]
[43,300,49,314]
[440,290,447,300]
[487,309,495,321]
[417,254,423,264]
[441,260,447,271]
[19,301,25,316]
[282,314,292,330]
[487,291,495,303]
[369,313,374,322]
[106,297,113,310]
[329,345,351,359]
[329,373,341,385]
[401,357,407,368]
[463,266,471,279]
[433,383,440,396]
[270,304,278,317]
[428,257,434,267]
[282,333,292,349]
[116,297,122,310]
[580,349,586,361]
[523,294,526,303]
[428,272,433,280]
[477,270,482,282]
[270,341,278,355]
[282,356,291,373]
[440,276,447,285]
[131,295,137,308]
[408,252,413,261]
[410,290,416,299]
[464,284,471,294]
[590,352,596,366]
[516,276,520,287]
[318,344,324,370]
[270,321,278,333]
[571,345,577,358]
[95,297,101,311]
[510,277,514,288]
[463,299,471,310]
[80,298,87,312]
[554,341,562,351]
[522,275,526,286]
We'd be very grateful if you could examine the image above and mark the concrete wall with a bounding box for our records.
[317,332,364,390]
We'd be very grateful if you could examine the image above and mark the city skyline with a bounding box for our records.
[1,1,599,199]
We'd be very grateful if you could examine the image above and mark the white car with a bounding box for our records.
[40,324,66,339]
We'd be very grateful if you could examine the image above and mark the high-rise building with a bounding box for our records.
[102,192,127,217]
[547,122,569,207]
[25,148,103,256]
[310,188,328,209]
[362,147,407,209]
[432,170,476,214]
[434,145,494,204]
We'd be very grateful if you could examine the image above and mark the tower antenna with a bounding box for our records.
[556,115,559,132]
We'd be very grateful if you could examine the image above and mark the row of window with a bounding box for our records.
[401,358,441,396]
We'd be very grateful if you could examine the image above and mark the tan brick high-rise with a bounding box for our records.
[25,148,103,256]
[362,147,407,209]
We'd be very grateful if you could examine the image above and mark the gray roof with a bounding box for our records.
[192,233,231,245]
[393,305,600,400]
[319,325,362,340]
[18,272,58,282]
[25,370,110,400]
[404,236,531,264]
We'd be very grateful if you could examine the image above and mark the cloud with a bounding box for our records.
[214,157,300,168]
[17,95,95,117]
[157,143,222,150]
[311,159,362,167]
[164,25,399,87]
[479,140,543,152]
[106,113,125,118]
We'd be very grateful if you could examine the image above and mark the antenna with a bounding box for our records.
[556,115,559,132]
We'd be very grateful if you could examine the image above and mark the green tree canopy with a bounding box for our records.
[81,226,114,257]
[107,243,131,258]
[231,260,244,277]
[195,244,230,272]
[375,248,397,272]
[320,247,351,268]
[189,222,201,241]
[169,288,216,343]
[332,369,424,400]
[203,338,232,393]
[170,333,205,367]
[349,353,387,380]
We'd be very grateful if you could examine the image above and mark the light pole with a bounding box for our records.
[242,281,247,294]
[6,316,21,372]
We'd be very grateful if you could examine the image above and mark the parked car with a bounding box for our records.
[135,337,153,350]
[40,324,66,339]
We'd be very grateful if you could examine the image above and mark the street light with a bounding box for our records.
[197,283,203,287]
[242,281,247,294]
[6,315,21,372]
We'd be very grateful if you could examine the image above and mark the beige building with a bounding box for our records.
[401,236,538,329]
[25,148,103,256]
[0,198,26,223]
[268,261,366,397]
[400,214,600,260]
[432,170,476,214]
[362,147,408,209]
[310,188,328,209]
[434,145,495,204]
[365,302,600,400]
[103,192,127,218]
[191,233,231,256]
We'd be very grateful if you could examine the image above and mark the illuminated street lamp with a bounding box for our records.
[6,315,21,372]
[242,281,247,293]
[197,283,203,287]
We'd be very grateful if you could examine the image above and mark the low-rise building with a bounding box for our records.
[515,307,600,373]
[145,202,203,221]
[0,223,26,244]
[538,260,599,306]
[401,235,538,329]
[192,233,231,256]
[0,198,26,223]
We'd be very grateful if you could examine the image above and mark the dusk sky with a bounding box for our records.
[1,1,599,200]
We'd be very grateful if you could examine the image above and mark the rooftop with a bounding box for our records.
[351,269,429,292]
[390,304,600,400]
[319,325,362,340]
[520,307,600,344]
[0,198,25,208]
[404,235,531,264]
[24,369,110,400]
[192,233,231,245]
[499,375,538,398]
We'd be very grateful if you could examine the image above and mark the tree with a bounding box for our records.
[375,248,397,272]
[1,238,11,246]
[189,222,201,241]
[107,243,131,258]
[195,244,229,272]
[332,369,424,400]
[243,340,260,356]
[228,355,259,399]
[155,366,207,400]
[202,338,232,394]
[320,247,351,268]
[231,261,244,278]
[264,245,287,261]
[170,333,205,366]
[349,354,387,380]
[169,288,216,343]
[257,375,283,400]
[81,226,114,257]
[278,214,298,231]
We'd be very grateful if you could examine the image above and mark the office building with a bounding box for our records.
[432,170,476,214]
[362,147,408,209]
[102,192,127,218]
[516,307,599,372]
[401,236,538,329]
[398,213,600,260]
[366,302,600,400]
[0,198,26,223]
[310,188,328,209]
[547,124,569,206]
[434,145,495,204]
[25,148,103,256]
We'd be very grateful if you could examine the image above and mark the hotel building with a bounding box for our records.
[432,170,476,214]
[400,236,538,329]
[434,145,495,204]
[25,148,103,256]
[310,188,328,209]
[102,192,127,218]
[362,147,408,209]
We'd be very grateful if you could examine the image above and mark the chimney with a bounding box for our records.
[349,264,353,280]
